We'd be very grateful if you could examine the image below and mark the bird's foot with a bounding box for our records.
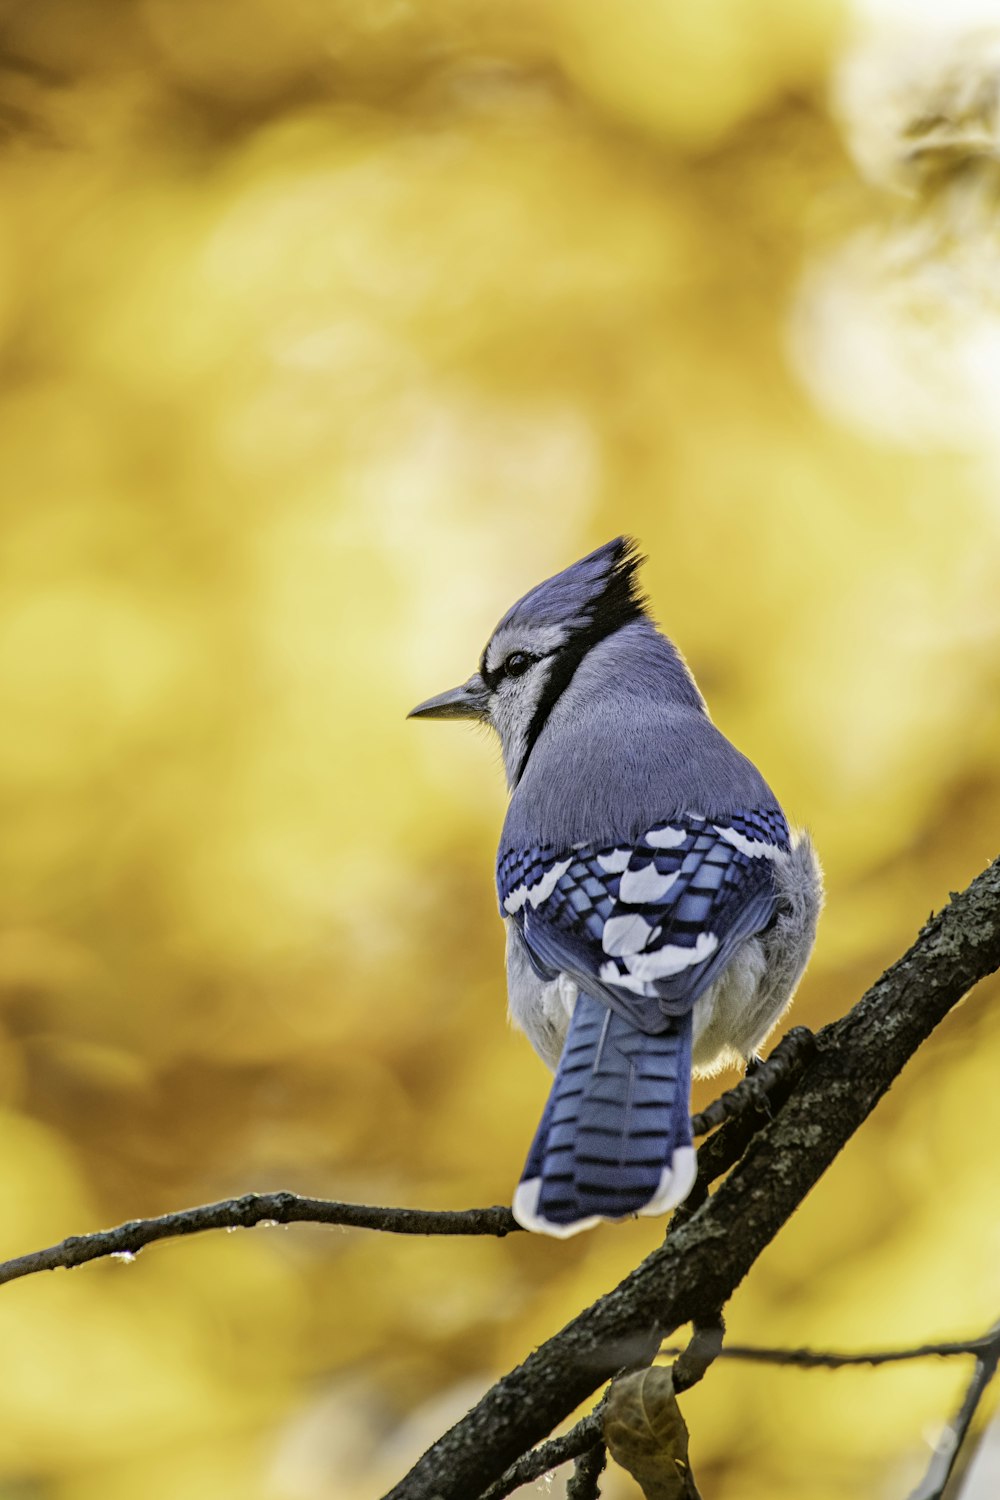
[690,1026,817,1138]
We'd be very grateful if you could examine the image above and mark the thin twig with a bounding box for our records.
[908,1319,1000,1500]
[478,1411,604,1500]
[566,1442,606,1500]
[0,1193,521,1287]
[659,1331,1000,1370]
[671,1317,726,1393]
[665,1320,723,1499]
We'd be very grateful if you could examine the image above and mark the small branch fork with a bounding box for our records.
[908,1317,1000,1500]
[478,1409,606,1500]
[479,1317,1000,1500]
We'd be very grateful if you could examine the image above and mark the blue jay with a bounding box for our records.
[409,539,821,1238]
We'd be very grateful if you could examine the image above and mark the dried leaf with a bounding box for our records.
[602,1366,700,1500]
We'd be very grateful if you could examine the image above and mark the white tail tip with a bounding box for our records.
[511,1146,698,1237]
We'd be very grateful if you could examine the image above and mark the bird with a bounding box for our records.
[408,538,822,1238]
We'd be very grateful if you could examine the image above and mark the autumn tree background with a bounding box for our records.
[1,1,999,1496]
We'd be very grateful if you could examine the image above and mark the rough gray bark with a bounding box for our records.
[383,855,1000,1500]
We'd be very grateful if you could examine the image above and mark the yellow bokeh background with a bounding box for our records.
[0,2,999,1496]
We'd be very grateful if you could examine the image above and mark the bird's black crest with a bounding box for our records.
[583,536,648,638]
[513,536,650,782]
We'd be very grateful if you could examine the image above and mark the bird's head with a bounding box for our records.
[408,537,648,786]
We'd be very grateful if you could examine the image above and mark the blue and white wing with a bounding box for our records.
[497,808,790,1026]
[496,809,790,1235]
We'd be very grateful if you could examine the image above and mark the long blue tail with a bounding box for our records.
[512,993,696,1237]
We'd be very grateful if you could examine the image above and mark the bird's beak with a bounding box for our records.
[407,672,491,722]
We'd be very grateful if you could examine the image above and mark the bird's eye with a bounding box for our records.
[503,651,534,678]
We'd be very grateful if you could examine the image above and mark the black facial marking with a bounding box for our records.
[479,648,542,692]
[479,647,501,692]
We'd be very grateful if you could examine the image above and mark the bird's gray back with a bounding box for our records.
[500,623,776,851]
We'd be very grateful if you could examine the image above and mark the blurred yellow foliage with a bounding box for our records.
[0,0,998,1496]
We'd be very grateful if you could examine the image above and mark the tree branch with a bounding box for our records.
[0,1195,520,1287]
[660,1328,1000,1369]
[0,900,821,1302]
[383,854,1000,1500]
[687,1025,816,1138]
[0,937,817,1293]
[470,1320,995,1500]
[480,1322,1000,1500]
[566,1442,607,1500]
[3,863,997,1500]
[671,1317,726,1393]
[0,1021,814,1289]
[908,1317,1000,1500]
[477,1410,605,1500]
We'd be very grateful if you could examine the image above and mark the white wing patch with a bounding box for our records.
[499,810,785,1013]
[599,932,719,992]
[601,913,658,956]
[622,931,719,980]
[618,864,680,904]
[715,826,779,860]
[503,857,572,915]
[598,964,647,994]
[644,825,688,849]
